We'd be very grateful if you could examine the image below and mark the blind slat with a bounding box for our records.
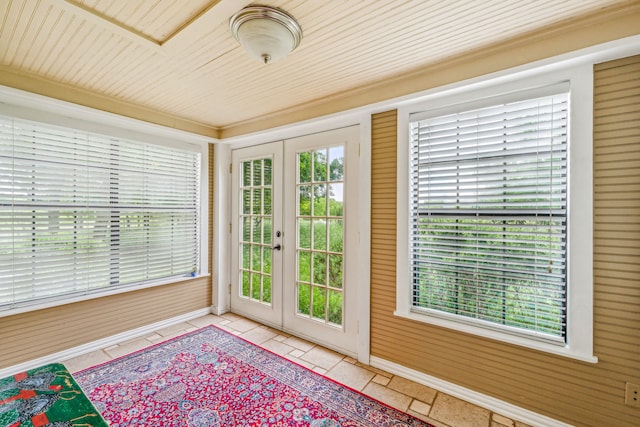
[409,90,568,342]
[0,115,201,311]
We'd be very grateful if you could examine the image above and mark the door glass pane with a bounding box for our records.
[298,250,311,282]
[263,158,272,185]
[329,184,343,216]
[299,185,311,215]
[329,147,344,181]
[313,219,326,251]
[263,218,272,244]
[312,184,327,216]
[252,218,261,243]
[298,218,310,249]
[242,190,251,214]
[242,244,250,269]
[239,157,273,305]
[299,152,311,183]
[264,188,272,215]
[263,276,272,303]
[296,146,345,326]
[328,290,343,325]
[328,254,343,289]
[312,252,326,285]
[297,283,310,315]
[313,149,327,182]
[242,271,250,297]
[312,286,326,320]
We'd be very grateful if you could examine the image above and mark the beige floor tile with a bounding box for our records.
[283,336,315,352]
[63,349,111,373]
[343,356,357,364]
[410,399,432,416]
[355,362,392,377]
[300,346,343,371]
[145,333,162,341]
[387,375,437,403]
[187,314,225,328]
[313,367,328,375]
[264,326,289,337]
[104,337,151,359]
[372,374,391,386]
[406,412,451,427]
[214,323,234,333]
[155,322,192,337]
[272,334,288,342]
[260,339,295,356]
[326,360,375,391]
[220,312,243,322]
[362,382,412,411]
[240,326,278,344]
[429,393,491,427]
[514,422,534,427]
[226,318,261,332]
[152,329,193,341]
[492,413,514,426]
[289,349,305,358]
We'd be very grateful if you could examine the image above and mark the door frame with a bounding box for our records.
[214,115,371,363]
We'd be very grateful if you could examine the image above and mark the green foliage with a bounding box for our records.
[413,216,565,336]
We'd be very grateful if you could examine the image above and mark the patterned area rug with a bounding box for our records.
[75,325,434,426]
[0,363,108,427]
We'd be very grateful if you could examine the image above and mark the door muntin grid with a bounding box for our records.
[239,157,273,304]
[296,146,344,326]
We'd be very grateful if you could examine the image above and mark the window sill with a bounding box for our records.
[0,273,211,319]
[394,309,598,364]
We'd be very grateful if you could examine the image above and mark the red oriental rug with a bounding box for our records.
[74,325,434,427]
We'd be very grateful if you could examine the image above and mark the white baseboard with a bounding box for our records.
[0,307,212,378]
[370,356,573,427]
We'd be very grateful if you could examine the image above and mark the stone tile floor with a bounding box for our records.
[62,313,534,427]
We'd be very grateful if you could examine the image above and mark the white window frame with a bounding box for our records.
[396,65,596,363]
[0,86,212,317]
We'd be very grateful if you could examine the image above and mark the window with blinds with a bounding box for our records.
[409,89,568,343]
[0,115,201,311]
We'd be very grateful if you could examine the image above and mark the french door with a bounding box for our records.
[230,126,359,356]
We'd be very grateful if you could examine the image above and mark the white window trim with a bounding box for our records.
[396,65,596,363]
[0,86,213,318]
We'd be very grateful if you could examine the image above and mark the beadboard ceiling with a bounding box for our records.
[0,0,634,137]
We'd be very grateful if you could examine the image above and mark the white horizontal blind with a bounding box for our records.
[409,90,568,342]
[0,115,200,311]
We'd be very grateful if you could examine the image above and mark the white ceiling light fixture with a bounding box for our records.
[230,5,302,65]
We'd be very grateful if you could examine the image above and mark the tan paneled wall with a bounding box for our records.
[0,278,210,367]
[0,143,215,369]
[370,55,640,426]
